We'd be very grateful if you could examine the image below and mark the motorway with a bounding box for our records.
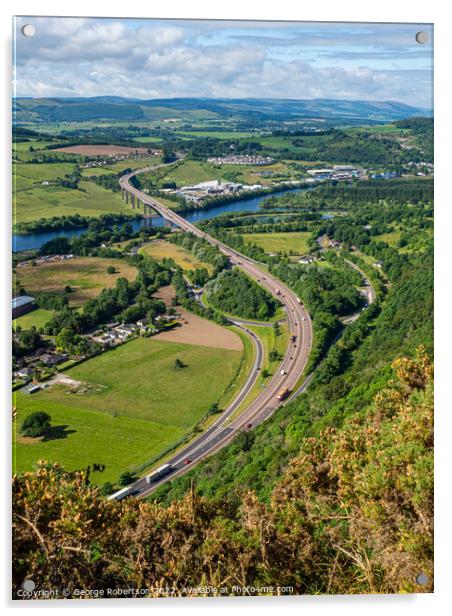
[117,169,313,498]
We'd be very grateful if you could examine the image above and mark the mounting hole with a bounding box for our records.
[21,579,35,591]
[416,572,429,585]
[21,24,35,38]
[415,31,429,44]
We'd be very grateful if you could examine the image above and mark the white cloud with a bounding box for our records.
[12,17,432,107]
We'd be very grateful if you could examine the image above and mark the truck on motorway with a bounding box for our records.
[145,463,174,484]
[276,387,291,401]
[107,486,140,502]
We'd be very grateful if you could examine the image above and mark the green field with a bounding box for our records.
[14,256,137,308]
[243,231,311,255]
[13,337,242,484]
[13,178,133,225]
[176,130,255,139]
[139,240,212,273]
[13,396,179,485]
[140,158,296,189]
[13,308,54,330]
[250,322,288,382]
[373,230,402,246]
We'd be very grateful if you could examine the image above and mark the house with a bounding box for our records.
[39,353,68,367]
[12,295,36,319]
[25,384,40,394]
[137,318,148,328]
[298,255,315,265]
[99,333,116,346]
[112,324,137,340]
[16,366,34,379]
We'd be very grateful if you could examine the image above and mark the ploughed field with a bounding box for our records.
[13,337,243,485]
[14,256,137,308]
[153,285,242,351]
[52,144,149,155]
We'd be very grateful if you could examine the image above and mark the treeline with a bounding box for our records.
[15,212,141,235]
[314,178,433,204]
[206,269,278,321]
[201,227,269,263]
[168,232,229,275]
[37,219,168,258]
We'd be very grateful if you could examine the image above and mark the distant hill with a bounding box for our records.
[13,96,431,125]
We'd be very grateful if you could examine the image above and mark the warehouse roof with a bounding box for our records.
[12,296,35,310]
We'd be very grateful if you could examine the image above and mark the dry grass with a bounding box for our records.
[140,240,213,273]
[14,257,137,307]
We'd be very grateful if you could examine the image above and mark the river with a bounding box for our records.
[13,187,311,252]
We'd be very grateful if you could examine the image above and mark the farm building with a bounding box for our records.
[12,295,36,319]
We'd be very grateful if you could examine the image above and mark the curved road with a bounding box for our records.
[117,169,313,498]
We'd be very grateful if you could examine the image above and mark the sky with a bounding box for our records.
[13,17,433,108]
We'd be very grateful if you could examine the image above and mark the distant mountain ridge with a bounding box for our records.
[13,96,431,125]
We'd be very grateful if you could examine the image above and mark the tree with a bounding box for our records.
[106,265,116,274]
[208,402,220,415]
[21,412,51,438]
[100,482,115,496]
[174,358,185,369]
[118,471,135,487]
[55,327,77,352]
[64,285,72,293]
[269,350,280,362]
[262,368,270,378]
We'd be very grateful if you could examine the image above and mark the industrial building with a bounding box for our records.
[12,295,36,319]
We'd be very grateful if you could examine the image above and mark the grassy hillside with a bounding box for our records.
[13,178,132,225]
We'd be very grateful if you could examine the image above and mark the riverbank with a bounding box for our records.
[13,186,307,252]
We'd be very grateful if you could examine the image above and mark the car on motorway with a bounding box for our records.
[246,423,253,429]
[184,459,192,465]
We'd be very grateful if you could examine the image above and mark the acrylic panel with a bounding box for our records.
[12,16,433,600]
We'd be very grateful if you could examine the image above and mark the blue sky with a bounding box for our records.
[13,17,433,108]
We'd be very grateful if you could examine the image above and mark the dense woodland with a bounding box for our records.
[207,269,278,321]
